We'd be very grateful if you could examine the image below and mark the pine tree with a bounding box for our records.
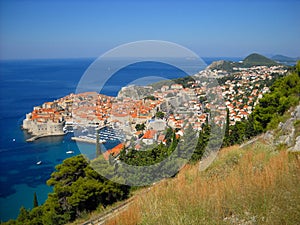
[17,206,30,223]
[33,192,38,208]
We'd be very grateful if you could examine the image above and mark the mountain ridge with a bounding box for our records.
[271,54,299,65]
[207,53,282,72]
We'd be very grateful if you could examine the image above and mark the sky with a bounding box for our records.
[0,0,299,59]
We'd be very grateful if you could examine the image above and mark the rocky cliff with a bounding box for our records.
[264,105,300,151]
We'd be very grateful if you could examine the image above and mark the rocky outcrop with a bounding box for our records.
[117,85,153,100]
[289,136,300,151]
[263,104,300,151]
[207,60,236,72]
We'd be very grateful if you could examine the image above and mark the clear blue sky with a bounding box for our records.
[0,0,299,59]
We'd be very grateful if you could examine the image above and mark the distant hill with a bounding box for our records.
[271,55,299,65]
[242,53,279,67]
[208,53,281,71]
[207,60,238,72]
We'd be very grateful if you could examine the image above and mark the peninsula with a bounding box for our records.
[22,55,287,147]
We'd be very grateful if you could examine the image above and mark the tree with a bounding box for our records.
[33,192,39,208]
[252,70,300,133]
[155,111,165,119]
[244,115,257,139]
[229,122,246,145]
[135,123,145,131]
[165,128,174,147]
[43,155,130,223]
[190,123,210,163]
[223,108,230,147]
[144,95,156,101]
[168,131,179,154]
[29,206,44,225]
[17,207,30,224]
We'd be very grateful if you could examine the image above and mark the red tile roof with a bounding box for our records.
[143,130,157,139]
[103,143,125,160]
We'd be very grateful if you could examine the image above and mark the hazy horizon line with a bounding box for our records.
[1,53,298,61]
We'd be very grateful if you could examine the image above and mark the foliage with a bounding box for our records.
[33,192,38,208]
[144,95,157,101]
[155,111,165,119]
[252,67,300,133]
[135,123,145,131]
[222,108,230,147]
[5,155,130,225]
[190,122,210,163]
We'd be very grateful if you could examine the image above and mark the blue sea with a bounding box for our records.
[0,57,242,221]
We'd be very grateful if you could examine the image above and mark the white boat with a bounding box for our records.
[66,151,74,154]
[36,161,42,165]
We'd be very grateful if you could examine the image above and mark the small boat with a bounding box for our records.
[36,161,42,165]
[66,151,74,154]
[12,139,16,142]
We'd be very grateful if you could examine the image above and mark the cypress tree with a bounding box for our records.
[33,192,38,208]
[223,108,230,146]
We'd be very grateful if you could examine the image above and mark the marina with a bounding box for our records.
[71,125,126,144]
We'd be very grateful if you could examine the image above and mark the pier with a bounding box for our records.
[26,133,65,142]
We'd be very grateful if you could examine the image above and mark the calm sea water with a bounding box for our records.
[0,57,241,221]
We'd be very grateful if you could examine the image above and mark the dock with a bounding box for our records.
[26,136,41,142]
[26,133,64,142]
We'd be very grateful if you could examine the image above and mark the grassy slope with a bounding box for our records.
[106,142,300,225]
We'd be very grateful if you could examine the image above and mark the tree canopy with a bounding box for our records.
[5,155,130,225]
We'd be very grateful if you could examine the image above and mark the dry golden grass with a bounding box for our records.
[105,202,141,225]
[106,143,300,225]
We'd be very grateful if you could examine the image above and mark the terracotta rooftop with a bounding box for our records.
[103,143,125,160]
[143,130,157,139]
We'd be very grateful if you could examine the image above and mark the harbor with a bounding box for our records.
[71,125,125,145]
